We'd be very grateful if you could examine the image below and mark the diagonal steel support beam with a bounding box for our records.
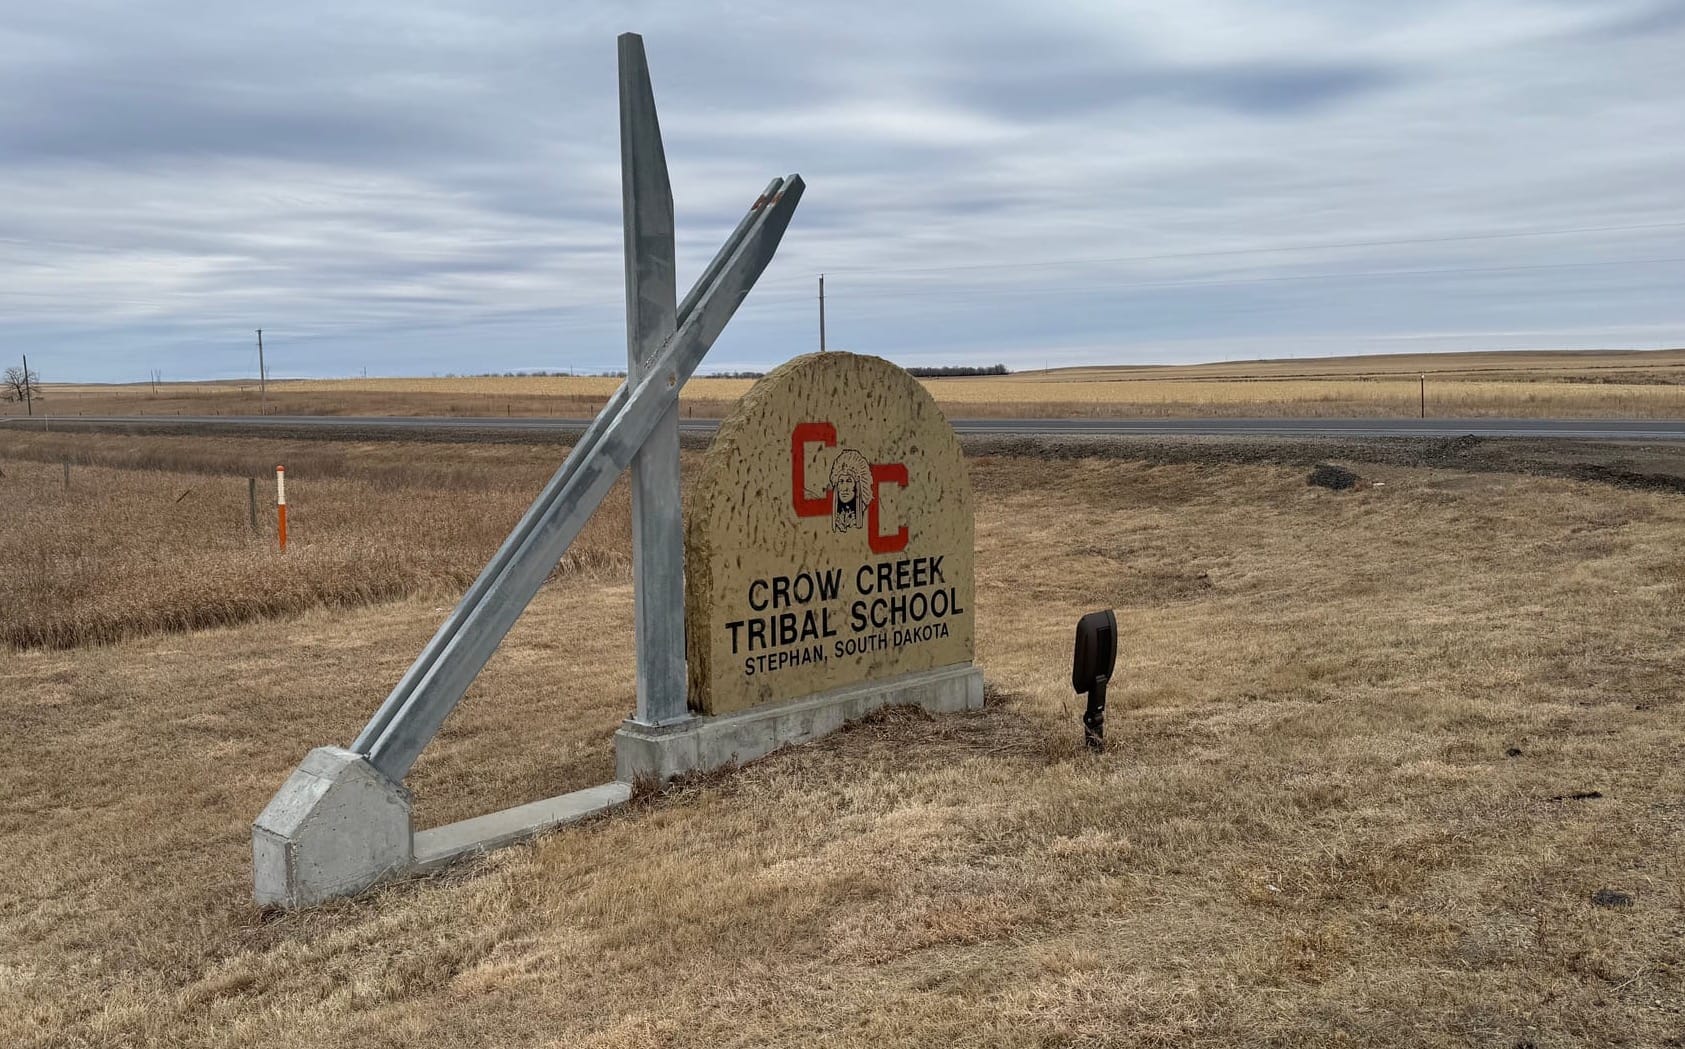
[348,175,782,772]
[352,174,804,781]
[619,34,688,728]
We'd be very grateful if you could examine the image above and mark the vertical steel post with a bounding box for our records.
[819,274,826,352]
[22,353,31,416]
[619,34,690,727]
[1083,677,1108,752]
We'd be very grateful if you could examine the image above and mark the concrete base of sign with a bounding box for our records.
[254,747,631,907]
[614,662,984,783]
[253,746,413,909]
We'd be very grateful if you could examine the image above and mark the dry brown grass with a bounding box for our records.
[3,436,1685,1047]
[0,433,634,649]
[13,379,744,422]
[15,347,1685,421]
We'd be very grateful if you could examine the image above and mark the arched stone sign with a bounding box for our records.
[686,351,977,714]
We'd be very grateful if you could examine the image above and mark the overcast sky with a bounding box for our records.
[4,0,1683,381]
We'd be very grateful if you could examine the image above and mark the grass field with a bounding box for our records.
[14,346,1685,421]
[3,430,1684,1046]
[0,432,635,649]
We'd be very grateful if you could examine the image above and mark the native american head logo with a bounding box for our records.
[827,449,872,533]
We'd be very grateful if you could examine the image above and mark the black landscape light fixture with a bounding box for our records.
[1072,609,1118,752]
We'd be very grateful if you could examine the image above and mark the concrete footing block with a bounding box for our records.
[614,662,985,784]
[252,746,413,908]
[253,751,632,907]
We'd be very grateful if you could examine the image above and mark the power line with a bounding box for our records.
[6,219,1684,298]
[744,254,1685,309]
[769,218,1685,282]
[7,226,1684,373]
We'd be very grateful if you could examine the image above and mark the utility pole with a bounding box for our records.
[818,273,827,352]
[256,329,267,416]
[1420,373,1426,419]
[22,353,31,416]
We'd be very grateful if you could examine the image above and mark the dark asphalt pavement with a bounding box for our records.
[6,414,1685,440]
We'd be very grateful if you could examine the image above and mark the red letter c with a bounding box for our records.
[791,422,837,517]
[868,462,909,554]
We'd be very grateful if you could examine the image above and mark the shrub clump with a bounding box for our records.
[1307,464,1361,490]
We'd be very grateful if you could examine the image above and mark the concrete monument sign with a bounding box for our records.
[688,351,975,713]
[252,37,983,909]
[613,351,982,783]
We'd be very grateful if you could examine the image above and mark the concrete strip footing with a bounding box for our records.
[413,782,631,871]
[614,662,985,784]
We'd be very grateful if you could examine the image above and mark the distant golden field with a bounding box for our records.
[264,376,753,398]
[289,370,1685,416]
[930,376,1685,416]
[1023,346,1685,382]
[14,346,1685,419]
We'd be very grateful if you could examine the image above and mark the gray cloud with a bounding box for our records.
[945,60,1402,121]
[1584,0,1685,39]
[0,0,1681,381]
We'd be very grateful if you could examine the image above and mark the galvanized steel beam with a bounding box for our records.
[619,34,689,728]
[257,31,804,907]
[354,174,803,780]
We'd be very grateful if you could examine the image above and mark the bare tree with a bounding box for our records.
[3,363,40,404]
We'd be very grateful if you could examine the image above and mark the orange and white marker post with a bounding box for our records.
[276,465,288,552]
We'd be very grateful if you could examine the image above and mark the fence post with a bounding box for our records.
[276,465,287,552]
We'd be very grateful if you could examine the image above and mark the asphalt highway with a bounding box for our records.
[5,415,1685,441]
